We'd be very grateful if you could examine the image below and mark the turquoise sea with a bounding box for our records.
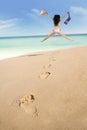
[0,34,87,60]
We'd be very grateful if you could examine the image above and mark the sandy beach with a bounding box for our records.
[0,46,87,130]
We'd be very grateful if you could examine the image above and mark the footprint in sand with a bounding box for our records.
[39,72,51,79]
[18,94,35,107]
[43,63,51,69]
[18,94,38,117]
[49,56,56,61]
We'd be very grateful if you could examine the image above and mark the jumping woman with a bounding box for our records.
[40,11,73,42]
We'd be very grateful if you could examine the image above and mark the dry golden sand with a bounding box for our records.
[0,46,87,130]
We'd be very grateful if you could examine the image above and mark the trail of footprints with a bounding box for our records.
[39,54,56,79]
[13,54,56,116]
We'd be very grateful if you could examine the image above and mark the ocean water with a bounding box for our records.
[0,34,87,60]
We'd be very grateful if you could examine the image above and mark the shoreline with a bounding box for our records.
[0,45,87,61]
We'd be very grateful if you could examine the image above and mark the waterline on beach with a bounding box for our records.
[0,34,87,60]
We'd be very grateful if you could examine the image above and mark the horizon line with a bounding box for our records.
[0,33,87,38]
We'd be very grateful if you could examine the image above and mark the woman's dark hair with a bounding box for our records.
[53,15,60,26]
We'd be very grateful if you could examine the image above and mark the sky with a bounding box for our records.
[0,0,87,36]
